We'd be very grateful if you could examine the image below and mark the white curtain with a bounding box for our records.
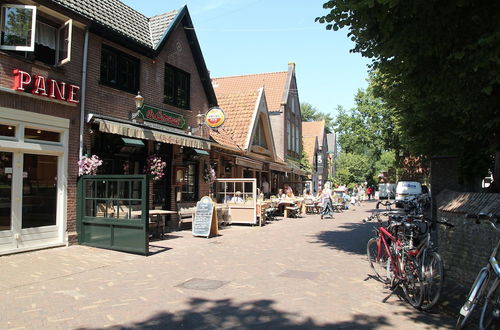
[35,21,55,49]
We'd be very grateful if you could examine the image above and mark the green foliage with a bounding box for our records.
[300,102,335,133]
[334,152,371,184]
[300,148,311,172]
[317,0,500,181]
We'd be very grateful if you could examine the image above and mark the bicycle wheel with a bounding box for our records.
[479,278,499,330]
[367,237,390,283]
[456,269,489,329]
[402,258,424,308]
[420,251,444,310]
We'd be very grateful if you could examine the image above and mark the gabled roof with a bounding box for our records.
[212,72,288,113]
[210,89,261,151]
[302,136,318,168]
[47,1,217,106]
[49,0,169,49]
[302,120,326,147]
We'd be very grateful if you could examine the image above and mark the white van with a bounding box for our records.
[395,181,422,207]
[378,183,396,200]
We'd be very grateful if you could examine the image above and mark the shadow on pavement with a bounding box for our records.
[311,222,376,255]
[77,297,392,330]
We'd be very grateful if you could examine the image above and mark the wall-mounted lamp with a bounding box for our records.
[188,113,205,136]
[131,91,144,122]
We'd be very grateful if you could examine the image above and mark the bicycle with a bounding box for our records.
[365,212,424,308]
[456,213,500,330]
[411,215,453,310]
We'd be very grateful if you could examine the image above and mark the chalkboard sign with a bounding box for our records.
[192,196,218,238]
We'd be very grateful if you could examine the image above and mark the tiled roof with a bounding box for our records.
[212,72,288,112]
[302,136,317,168]
[302,120,326,147]
[209,89,260,150]
[49,0,178,49]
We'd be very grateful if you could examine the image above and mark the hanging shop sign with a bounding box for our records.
[205,107,225,129]
[138,104,186,129]
[11,69,80,104]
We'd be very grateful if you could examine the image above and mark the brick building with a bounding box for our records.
[0,0,216,254]
[0,1,88,254]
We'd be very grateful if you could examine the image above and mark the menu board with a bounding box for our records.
[192,196,218,238]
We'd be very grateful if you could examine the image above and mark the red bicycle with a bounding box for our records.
[365,213,424,307]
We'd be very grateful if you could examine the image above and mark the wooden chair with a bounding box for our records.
[176,202,196,230]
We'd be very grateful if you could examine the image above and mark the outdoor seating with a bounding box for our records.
[304,198,317,214]
[285,205,301,218]
[176,202,196,229]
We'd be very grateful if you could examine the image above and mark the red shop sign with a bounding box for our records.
[11,69,80,104]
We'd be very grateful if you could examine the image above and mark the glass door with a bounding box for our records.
[22,154,58,229]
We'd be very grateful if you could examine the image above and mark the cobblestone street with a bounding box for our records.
[0,201,455,329]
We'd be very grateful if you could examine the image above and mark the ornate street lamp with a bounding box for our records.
[131,91,144,122]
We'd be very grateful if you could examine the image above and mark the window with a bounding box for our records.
[24,127,60,143]
[180,164,197,201]
[295,126,300,153]
[0,124,15,137]
[100,45,140,93]
[1,5,72,66]
[0,4,36,51]
[287,120,291,151]
[164,64,190,109]
[252,121,267,148]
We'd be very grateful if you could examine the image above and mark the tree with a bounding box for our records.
[334,152,372,185]
[317,0,500,191]
[300,102,335,133]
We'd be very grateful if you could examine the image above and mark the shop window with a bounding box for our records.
[1,5,72,66]
[0,124,15,137]
[0,4,36,51]
[24,127,60,143]
[100,45,140,93]
[179,163,197,201]
[164,64,190,109]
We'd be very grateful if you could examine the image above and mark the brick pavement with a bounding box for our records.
[0,201,455,329]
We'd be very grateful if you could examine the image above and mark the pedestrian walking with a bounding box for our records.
[320,187,334,219]
[366,186,372,200]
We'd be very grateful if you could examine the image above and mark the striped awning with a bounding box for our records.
[95,118,210,150]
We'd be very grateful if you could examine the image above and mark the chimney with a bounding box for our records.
[288,62,295,71]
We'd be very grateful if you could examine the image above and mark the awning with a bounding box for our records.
[95,118,210,150]
[235,157,263,170]
[269,162,290,173]
[122,137,144,147]
[193,149,209,156]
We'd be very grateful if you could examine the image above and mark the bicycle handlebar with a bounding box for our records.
[465,213,500,230]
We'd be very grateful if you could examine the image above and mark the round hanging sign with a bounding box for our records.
[205,107,225,129]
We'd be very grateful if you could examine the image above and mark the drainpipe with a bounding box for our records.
[78,28,89,158]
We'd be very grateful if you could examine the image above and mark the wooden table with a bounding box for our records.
[131,209,177,238]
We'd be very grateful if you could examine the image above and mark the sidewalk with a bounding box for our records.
[0,201,454,329]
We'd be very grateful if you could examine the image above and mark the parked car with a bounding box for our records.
[395,181,422,207]
[378,183,396,200]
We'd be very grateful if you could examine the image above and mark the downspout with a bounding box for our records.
[78,28,89,158]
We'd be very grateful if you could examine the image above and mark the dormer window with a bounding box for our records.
[0,4,72,66]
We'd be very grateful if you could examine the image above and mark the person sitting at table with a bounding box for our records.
[277,188,286,200]
[284,184,294,198]
[232,191,244,203]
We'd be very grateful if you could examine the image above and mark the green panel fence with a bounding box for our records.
[77,175,149,255]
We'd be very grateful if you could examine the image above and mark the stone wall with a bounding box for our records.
[436,189,500,309]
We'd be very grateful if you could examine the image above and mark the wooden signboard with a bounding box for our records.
[192,196,218,238]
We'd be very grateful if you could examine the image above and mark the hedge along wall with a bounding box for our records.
[437,189,500,288]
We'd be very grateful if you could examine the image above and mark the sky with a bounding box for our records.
[121,0,371,117]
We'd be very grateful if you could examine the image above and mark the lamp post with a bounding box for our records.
[196,112,205,136]
[131,91,144,122]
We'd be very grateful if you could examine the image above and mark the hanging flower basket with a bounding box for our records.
[203,163,216,184]
[144,154,167,181]
[78,155,103,176]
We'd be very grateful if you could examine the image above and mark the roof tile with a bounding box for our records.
[212,72,287,112]
[302,121,325,146]
[210,89,260,150]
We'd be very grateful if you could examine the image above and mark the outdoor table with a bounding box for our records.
[279,200,297,218]
[130,209,177,238]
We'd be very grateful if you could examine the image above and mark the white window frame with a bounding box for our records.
[0,4,37,51]
[56,19,72,65]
